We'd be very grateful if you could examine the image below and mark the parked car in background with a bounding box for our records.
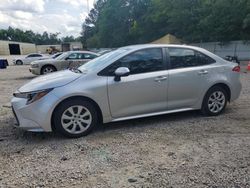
[12,44,242,138]
[29,51,99,75]
[13,53,49,65]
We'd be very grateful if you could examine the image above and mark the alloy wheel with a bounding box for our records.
[61,105,92,134]
[208,91,226,113]
[43,67,54,74]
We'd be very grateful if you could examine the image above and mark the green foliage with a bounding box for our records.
[0,27,80,44]
[82,0,250,48]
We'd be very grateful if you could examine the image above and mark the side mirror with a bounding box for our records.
[114,67,130,82]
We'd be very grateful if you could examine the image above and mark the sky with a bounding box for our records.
[0,0,95,37]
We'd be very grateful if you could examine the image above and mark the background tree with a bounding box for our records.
[0,27,80,45]
[82,0,250,48]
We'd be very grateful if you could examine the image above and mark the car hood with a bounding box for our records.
[18,70,82,93]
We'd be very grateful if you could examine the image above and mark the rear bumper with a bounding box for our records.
[231,82,242,102]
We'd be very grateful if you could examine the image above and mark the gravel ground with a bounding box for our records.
[0,64,250,188]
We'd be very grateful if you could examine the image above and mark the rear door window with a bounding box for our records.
[168,48,215,69]
[84,53,98,59]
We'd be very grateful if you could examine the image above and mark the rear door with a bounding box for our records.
[103,48,169,118]
[166,47,216,110]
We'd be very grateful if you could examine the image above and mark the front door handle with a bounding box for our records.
[155,76,167,82]
[198,70,208,75]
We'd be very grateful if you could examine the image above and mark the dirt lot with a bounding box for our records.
[0,64,250,188]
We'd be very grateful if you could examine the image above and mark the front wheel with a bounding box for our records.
[201,86,228,116]
[53,99,98,138]
[16,60,23,65]
[41,65,56,75]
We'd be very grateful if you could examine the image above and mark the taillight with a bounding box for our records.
[232,66,240,72]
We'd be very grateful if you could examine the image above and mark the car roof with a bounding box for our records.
[119,44,222,58]
[115,44,227,63]
[67,51,98,55]
[27,53,42,55]
[119,44,205,51]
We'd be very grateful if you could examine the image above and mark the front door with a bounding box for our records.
[106,48,169,118]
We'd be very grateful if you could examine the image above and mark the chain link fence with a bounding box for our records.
[191,41,250,61]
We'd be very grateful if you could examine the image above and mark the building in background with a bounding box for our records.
[0,40,36,55]
[61,42,83,52]
[0,40,84,55]
[36,45,61,54]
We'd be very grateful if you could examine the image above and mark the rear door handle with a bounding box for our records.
[198,70,208,75]
[155,76,167,82]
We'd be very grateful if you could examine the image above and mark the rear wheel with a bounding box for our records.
[53,99,98,138]
[16,60,23,65]
[41,65,56,75]
[201,86,228,116]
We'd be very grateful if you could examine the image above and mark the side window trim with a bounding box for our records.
[98,47,167,76]
[164,47,171,70]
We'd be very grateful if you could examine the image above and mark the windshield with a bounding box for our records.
[78,49,127,72]
[55,52,70,60]
[52,53,62,59]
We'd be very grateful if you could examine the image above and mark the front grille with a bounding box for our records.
[12,106,20,126]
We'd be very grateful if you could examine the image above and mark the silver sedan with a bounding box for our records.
[13,53,49,65]
[29,51,99,75]
[11,44,242,138]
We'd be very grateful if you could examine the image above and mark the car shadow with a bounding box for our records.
[97,110,204,133]
[4,109,225,143]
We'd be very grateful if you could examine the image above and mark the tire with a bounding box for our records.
[41,65,56,75]
[16,60,23,65]
[53,99,98,138]
[201,86,228,116]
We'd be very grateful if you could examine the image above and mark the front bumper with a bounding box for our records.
[29,67,40,75]
[11,104,42,131]
[11,91,59,132]
[12,106,20,126]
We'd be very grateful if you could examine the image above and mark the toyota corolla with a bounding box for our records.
[11,45,242,138]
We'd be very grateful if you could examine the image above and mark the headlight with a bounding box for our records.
[31,64,39,68]
[13,89,53,105]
